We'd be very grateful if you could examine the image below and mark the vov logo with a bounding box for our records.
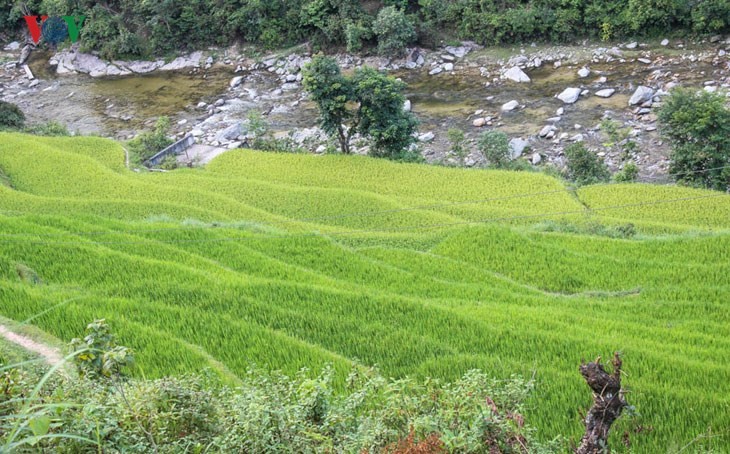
[23,15,86,45]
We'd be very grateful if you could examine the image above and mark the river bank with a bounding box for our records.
[1,37,729,179]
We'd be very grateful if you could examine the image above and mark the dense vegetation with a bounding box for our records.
[2,1,729,59]
[0,133,729,451]
[658,88,730,192]
[1,320,554,452]
[303,56,418,160]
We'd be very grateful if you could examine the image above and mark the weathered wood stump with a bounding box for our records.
[576,353,628,454]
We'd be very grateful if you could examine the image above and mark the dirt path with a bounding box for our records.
[0,325,63,366]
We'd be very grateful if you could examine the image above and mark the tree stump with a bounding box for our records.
[576,353,628,454]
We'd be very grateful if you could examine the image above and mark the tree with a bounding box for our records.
[564,143,611,186]
[658,88,730,191]
[303,56,418,160]
[372,6,415,57]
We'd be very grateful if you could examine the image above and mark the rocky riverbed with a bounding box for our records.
[1,38,729,179]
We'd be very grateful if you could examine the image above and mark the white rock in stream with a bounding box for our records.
[501,100,520,112]
[629,86,655,106]
[503,66,531,83]
[557,87,582,104]
[578,67,591,78]
[595,89,616,98]
[230,76,243,88]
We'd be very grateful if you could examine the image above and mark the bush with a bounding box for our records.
[478,130,511,168]
[658,88,730,191]
[447,128,467,165]
[127,117,174,164]
[614,161,639,183]
[564,143,611,186]
[0,101,26,130]
[25,121,70,136]
[372,6,415,56]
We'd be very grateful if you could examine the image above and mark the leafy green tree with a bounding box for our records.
[0,101,25,130]
[303,56,418,160]
[564,143,611,186]
[351,66,418,159]
[478,130,511,169]
[302,56,354,154]
[372,6,415,56]
[658,88,730,191]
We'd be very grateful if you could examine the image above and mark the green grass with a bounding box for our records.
[0,132,729,452]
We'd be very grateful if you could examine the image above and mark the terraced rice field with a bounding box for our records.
[0,132,728,451]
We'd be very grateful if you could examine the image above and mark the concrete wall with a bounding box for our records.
[145,134,195,166]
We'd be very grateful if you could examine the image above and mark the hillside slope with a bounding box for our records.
[0,133,728,451]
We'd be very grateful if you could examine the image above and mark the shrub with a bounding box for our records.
[564,143,611,186]
[658,88,730,191]
[614,161,639,183]
[127,116,174,164]
[372,6,415,56]
[478,130,511,168]
[447,128,467,165]
[0,101,25,130]
[25,121,70,136]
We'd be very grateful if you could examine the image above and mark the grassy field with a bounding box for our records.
[0,132,729,451]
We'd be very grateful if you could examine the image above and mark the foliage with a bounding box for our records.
[658,88,730,191]
[601,118,637,163]
[2,1,730,59]
[372,6,415,56]
[0,133,730,451]
[24,120,70,136]
[447,127,467,165]
[126,116,173,164]
[478,130,511,169]
[564,142,611,186]
[303,56,418,160]
[0,362,553,452]
[614,162,639,183]
[0,101,25,130]
[71,319,134,379]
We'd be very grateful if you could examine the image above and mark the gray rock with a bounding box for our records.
[191,129,204,137]
[503,66,531,83]
[501,100,520,112]
[626,42,638,49]
[442,62,454,71]
[661,39,670,46]
[403,100,411,112]
[441,54,455,62]
[578,67,591,78]
[595,89,616,98]
[214,99,225,107]
[509,138,529,159]
[216,123,246,142]
[429,67,443,76]
[28,80,40,88]
[196,102,207,109]
[629,86,654,106]
[531,153,542,165]
[445,46,468,58]
[557,87,582,104]
[570,134,584,142]
[539,125,556,138]
[281,83,299,91]
[472,118,487,127]
[418,131,435,142]
[637,58,652,64]
[4,42,20,51]
[230,76,244,88]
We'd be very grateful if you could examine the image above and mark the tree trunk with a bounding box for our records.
[576,353,628,454]
[337,126,350,154]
